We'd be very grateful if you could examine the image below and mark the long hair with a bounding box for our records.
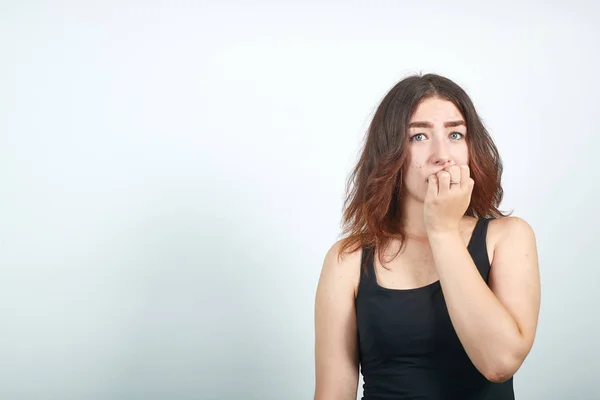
[338,73,509,269]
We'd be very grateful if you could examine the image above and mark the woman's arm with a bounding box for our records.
[314,241,361,400]
[428,216,541,383]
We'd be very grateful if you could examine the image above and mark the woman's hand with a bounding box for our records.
[424,165,474,235]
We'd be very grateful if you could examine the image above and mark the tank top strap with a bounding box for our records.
[358,245,378,291]
[467,217,494,282]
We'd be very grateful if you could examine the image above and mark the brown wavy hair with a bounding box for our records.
[338,73,510,267]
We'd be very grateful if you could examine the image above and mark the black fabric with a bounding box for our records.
[356,218,515,399]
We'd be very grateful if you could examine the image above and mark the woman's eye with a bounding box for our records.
[411,134,426,141]
[450,132,464,140]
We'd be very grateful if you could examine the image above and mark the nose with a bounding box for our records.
[431,139,453,167]
[433,156,452,167]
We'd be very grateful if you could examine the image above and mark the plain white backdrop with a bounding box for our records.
[1,1,599,399]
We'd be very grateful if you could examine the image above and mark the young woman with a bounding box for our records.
[314,73,541,399]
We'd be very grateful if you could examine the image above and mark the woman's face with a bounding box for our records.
[402,96,470,203]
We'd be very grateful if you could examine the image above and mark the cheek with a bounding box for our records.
[403,162,425,183]
[458,144,469,164]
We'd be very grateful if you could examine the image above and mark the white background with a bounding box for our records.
[1,1,599,399]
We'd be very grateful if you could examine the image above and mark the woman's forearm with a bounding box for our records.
[428,231,527,382]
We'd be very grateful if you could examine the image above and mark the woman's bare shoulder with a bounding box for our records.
[488,215,535,239]
[319,239,363,297]
[488,216,536,255]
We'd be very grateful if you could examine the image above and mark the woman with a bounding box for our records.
[314,73,541,399]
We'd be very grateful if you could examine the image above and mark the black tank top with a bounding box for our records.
[356,218,515,399]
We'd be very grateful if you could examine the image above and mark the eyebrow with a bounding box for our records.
[408,120,466,128]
